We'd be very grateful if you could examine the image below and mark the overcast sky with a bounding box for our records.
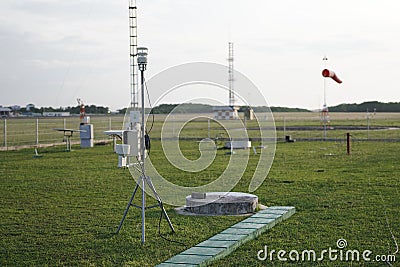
[1,0,399,110]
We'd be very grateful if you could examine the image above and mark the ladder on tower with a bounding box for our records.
[129,0,139,109]
[228,42,235,107]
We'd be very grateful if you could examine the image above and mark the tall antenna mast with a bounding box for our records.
[228,42,235,107]
[129,0,138,109]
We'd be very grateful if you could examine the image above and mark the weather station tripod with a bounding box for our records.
[115,47,174,244]
[116,167,175,243]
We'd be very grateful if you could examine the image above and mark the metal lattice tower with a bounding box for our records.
[228,42,235,107]
[129,0,138,109]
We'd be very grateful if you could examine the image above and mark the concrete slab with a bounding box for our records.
[250,212,281,219]
[196,240,237,248]
[185,192,258,215]
[230,222,268,229]
[157,263,198,267]
[209,233,247,241]
[241,217,276,224]
[181,247,225,256]
[165,255,212,265]
[267,206,294,211]
[258,209,288,215]
[220,228,256,235]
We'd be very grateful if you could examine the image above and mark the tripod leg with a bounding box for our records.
[160,203,175,233]
[145,177,175,233]
[116,178,141,234]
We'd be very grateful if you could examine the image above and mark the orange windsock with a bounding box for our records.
[322,69,342,84]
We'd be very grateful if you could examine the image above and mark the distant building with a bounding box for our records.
[42,112,71,117]
[10,105,21,111]
[21,112,42,117]
[0,107,11,117]
[10,105,21,116]
[244,107,255,120]
[213,106,240,120]
[26,104,35,112]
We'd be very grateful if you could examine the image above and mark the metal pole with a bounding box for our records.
[141,172,146,244]
[323,77,327,140]
[140,68,146,244]
[367,110,370,140]
[347,132,351,155]
[322,56,328,140]
[36,118,39,146]
[283,116,286,139]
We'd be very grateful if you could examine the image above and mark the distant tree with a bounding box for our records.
[329,101,400,112]
[252,106,310,112]
[118,108,127,114]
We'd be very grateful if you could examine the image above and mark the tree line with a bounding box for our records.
[20,105,109,114]
[12,101,400,115]
[329,101,400,112]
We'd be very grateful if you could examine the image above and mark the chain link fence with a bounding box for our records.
[1,113,399,150]
[0,115,124,150]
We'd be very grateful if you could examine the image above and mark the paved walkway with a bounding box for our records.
[156,206,295,267]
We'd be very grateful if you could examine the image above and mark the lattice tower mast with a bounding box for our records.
[228,42,235,107]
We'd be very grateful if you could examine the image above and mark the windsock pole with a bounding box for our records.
[322,57,328,139]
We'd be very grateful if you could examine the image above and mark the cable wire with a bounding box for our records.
[140,77,186,247]
[157,201,187,248]
[143,77,155,133]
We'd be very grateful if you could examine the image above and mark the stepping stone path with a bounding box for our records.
[157,206,295,266]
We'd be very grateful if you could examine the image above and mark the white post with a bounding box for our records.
[63,118,66,129]
[109,117,112,130]
[283,116,286,139]
[367,111,370,140]
[36,118,39,146]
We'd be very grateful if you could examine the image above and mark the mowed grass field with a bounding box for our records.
[0,114,399,266]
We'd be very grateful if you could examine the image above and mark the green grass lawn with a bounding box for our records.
[1,138,399,266]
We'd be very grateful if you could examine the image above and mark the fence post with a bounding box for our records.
[367,113,370,140]
[283,116,286,139]
[109,117,112,130]
[347,132,351,155]
[3,119,6,148]
[36,118,39,146]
